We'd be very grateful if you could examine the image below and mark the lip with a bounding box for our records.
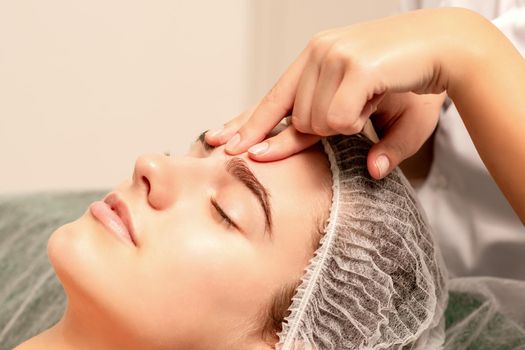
[89,192,138,246]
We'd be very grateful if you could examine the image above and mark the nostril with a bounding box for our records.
[142,176,151,194]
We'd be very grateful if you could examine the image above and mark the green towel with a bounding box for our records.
[445,291,525,349]
[0,191,106,350]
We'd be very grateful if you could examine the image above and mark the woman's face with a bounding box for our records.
[48,133,331,350]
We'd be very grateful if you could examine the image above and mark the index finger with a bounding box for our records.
[225,47,310,155]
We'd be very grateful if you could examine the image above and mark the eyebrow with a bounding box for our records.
[197,132,273,237]
[226,158,273,236]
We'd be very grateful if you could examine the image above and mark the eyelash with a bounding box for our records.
[210,198,236,230]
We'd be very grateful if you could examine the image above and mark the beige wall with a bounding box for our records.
[246,0,400,103]
[0,1,399,193]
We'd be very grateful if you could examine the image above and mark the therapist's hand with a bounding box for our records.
[205,8,472,179]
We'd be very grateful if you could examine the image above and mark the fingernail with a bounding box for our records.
[248,142,269,156]
[225,133,241,151]
[375,154,390,178]
[206,127,224,139]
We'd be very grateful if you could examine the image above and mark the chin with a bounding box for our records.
[47,215,107,302]
[47,219,119,324]
[47,215,137,309]
[48,219,84,289]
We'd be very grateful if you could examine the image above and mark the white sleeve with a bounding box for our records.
[400,0,525,21]
[400,0,525,56]
[400,0,422,12]
[493,5,525,57]
[400,0,442,12]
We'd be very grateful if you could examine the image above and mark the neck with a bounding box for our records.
[14,306,128,350]
[15,317,78,350]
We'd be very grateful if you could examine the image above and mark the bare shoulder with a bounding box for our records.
[13,334,52,350]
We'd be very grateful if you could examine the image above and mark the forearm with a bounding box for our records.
[445,9,525,224]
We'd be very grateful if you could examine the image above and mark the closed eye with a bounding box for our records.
[211,197,240,231]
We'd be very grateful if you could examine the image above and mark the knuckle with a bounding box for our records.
[295,124,309,134]
[323,53,340,69]
[347,117,366,134]
[291,115,308,133]
[340,52,360,71]
[326,43,347,64]
[308,33,333,61]
[321,56,342,76]
[308,32,325,48]
[326,113,348,132]
[310,111,331,136]
[310,44,326,63]
[310,121,325,136]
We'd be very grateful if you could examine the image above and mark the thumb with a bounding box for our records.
[367,112,432,180]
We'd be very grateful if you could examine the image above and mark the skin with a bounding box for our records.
[15,137,331,350]
[207,7,525,224]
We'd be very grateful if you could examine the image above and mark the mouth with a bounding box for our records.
[103,192,138,247]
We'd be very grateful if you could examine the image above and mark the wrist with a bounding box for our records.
[438,8,513,100]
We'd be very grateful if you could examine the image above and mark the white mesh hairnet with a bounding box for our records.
[276,134,448,350]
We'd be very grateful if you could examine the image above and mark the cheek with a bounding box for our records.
[48,211,275,345]
[136,222,272,332]
[142,223,258,303]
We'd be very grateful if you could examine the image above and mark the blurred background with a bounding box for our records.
[0,0,399,193]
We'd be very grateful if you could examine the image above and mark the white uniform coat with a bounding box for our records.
[402,0,525,279]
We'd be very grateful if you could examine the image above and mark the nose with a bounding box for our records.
[132,153,185,210]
